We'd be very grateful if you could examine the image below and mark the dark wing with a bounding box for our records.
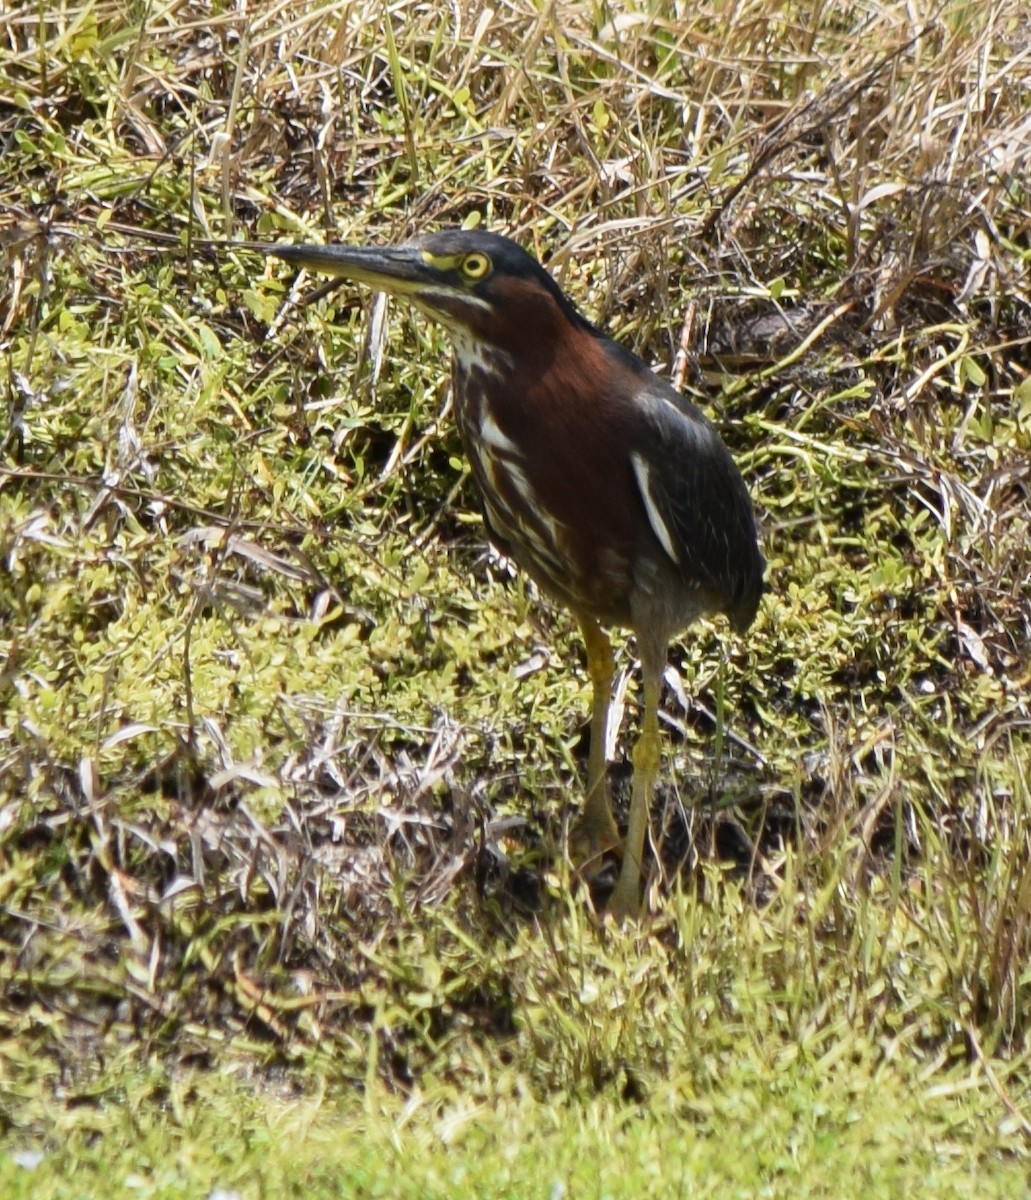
[629,383,764,632]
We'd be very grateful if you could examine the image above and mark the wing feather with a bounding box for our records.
[631,385,764,631]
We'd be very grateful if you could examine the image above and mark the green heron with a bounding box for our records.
[263,229,763,917]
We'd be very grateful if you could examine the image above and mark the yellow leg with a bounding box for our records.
[572,615,619,858]
[607,639,664,919]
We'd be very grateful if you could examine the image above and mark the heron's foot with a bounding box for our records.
[604,864,643,921]
[568,808,621,879]
[569,813,646,919]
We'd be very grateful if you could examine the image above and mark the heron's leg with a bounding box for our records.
[607,636,665,919]
[573,615,619,854]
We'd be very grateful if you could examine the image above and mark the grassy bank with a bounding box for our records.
[2,0,1030,1192]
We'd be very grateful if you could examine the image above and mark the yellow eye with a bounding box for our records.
[461,253,491,280]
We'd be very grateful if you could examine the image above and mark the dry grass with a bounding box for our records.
[2,0,1031,1154]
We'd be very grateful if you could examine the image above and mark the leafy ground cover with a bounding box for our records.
[2,0,1030,1193]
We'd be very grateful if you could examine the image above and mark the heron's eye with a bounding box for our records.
[461,252,491,280]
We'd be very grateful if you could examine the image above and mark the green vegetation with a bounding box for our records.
[2,0,1030,1193]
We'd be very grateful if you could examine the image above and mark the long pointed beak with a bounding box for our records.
[261,242,436,297]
